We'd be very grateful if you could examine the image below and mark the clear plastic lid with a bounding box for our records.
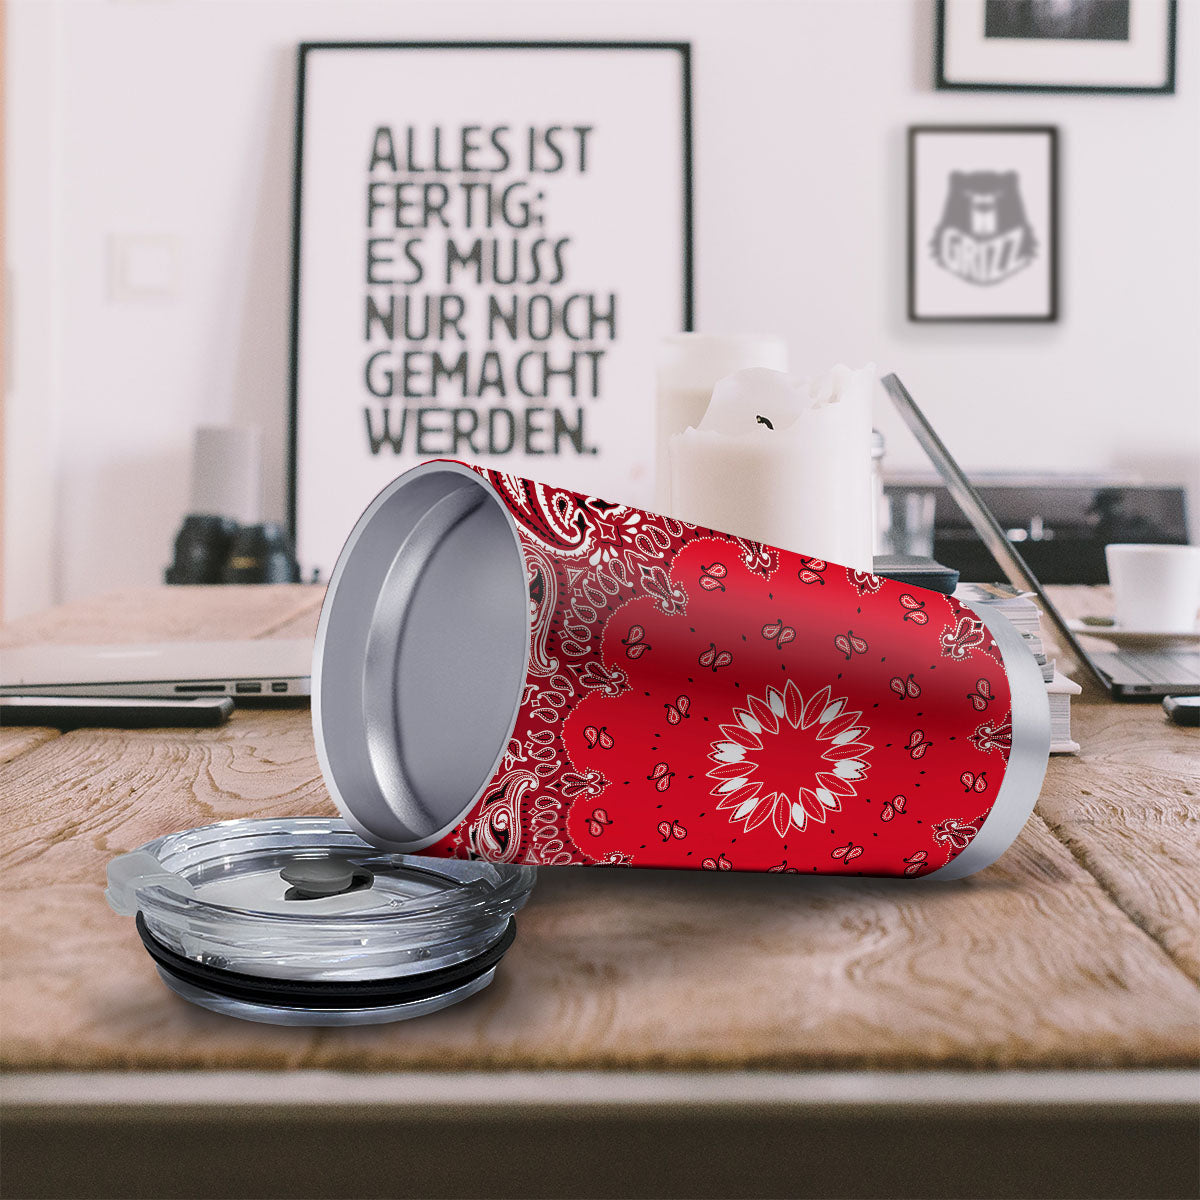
[107,817,535,983]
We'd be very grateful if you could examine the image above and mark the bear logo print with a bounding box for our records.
[931,170,1038,286]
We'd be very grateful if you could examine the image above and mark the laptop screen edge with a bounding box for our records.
[879,373,1112,692]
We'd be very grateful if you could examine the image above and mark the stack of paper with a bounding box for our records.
[1046,671,1082,755]
[955,583,1080,754]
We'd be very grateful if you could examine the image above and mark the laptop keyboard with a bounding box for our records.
[1094,650,1200,686]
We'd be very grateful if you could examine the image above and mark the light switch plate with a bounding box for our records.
[108,234,180,300]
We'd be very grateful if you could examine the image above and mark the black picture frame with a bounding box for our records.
[907,125,1059,324]
[935,0,1177,94]
[286,41,694,556]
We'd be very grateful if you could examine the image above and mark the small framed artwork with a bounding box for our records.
[936,0,1177,93]
[908,126,1058,323]
[289,41,693,580]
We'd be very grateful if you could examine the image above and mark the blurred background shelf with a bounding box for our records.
[885,478,1190,584]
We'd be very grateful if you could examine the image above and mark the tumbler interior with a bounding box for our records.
[313,462,530,850]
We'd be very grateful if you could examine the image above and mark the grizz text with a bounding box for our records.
[936,227,1030,285]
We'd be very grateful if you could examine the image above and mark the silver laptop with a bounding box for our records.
[882,374,1199,700]
[0,638,312,700]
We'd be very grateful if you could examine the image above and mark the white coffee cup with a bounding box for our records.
[1104,543,1200,633]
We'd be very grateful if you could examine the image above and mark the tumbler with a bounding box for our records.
[313,460,1050,879]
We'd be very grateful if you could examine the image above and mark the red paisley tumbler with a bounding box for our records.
[312,460,1050,879]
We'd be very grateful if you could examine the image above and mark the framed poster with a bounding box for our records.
[908,126,1058,323]
[289,41,693,579]
[936,0,1177,93]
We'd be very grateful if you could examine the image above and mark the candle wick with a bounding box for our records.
[755,414,774,430]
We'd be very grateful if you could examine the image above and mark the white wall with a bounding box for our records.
[5,0,1199,614]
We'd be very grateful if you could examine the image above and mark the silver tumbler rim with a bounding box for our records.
[924,600,1051,881]
[312,460,531,852]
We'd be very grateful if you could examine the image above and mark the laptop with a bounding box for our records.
[0,638,312,700]
[881,374,1199,700]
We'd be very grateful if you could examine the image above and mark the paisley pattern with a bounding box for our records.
[428,464,1017,876]
[464,768,534,863]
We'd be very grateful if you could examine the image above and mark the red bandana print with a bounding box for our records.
[424,465,1012,876]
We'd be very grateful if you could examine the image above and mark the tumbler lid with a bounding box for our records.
[311,461,531,852]
[106,817,535,1025]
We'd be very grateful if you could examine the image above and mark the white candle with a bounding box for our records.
[655,334,788,514]
[669,365,876,571]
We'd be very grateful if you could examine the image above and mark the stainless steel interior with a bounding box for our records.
[313,462,531,850]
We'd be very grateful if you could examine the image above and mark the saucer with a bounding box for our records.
[1067,620,1200,650]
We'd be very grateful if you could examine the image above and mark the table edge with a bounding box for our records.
[4,1068,1198,1109]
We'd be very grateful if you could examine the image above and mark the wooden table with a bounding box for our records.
[2,585,1197,1199]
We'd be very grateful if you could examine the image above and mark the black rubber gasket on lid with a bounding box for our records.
[135,912,516,1010]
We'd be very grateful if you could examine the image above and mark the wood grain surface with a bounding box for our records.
[0,725,59,765]
[1036,587,1200,984]
[1,585,1197,1073]
[0,584,323,649]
